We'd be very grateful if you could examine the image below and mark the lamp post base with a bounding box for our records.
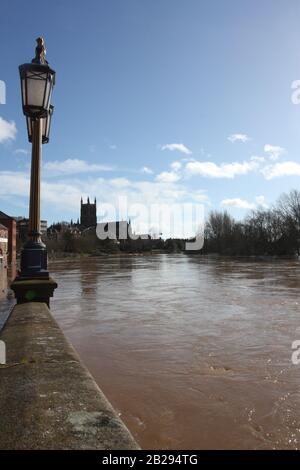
[13,240,57,306]
[20,240,49,279]
[10,277,57,307]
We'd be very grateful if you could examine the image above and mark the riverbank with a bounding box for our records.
[46,250,299,261]
[47,250,168,260]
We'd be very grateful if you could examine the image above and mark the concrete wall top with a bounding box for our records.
[0,302,139,450]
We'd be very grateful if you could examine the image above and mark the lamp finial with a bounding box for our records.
[32,37,48,65]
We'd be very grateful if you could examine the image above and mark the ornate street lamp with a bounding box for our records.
[18,38,55,279]
[19,39,55,119]
[26,105,54,144]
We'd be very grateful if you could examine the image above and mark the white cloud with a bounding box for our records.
[221,198,256,210]
[156,161,183,183]
[170,161,182,171]
[186,160,257,178]
[0,171,29,196]
[264,144,286,161]
[221,195,268,210]
[191,191,209,203]
[14,148,29,155]
[0,116,17,143]
[161,143,192,155]
[110,178,131,188]
[109,144,117,150]
[44,159,114,176]
[185,154,300,181]
[0,170,209,238]
[255,195,268,208]
[228,134,250,143]
[0,171,189,208]
[251,155,265,163]
[156,171,181,183]
[141,166,153,174]
[261,161,300,180]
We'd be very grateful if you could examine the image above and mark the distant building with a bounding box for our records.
[0,223,8,297]
[80,197,97,229]
[0,211,16,266]
[16,218,28,242]
[47,221,81,240]
[41,220,48,235]
[16,217,47,243]
[0,223,8,268]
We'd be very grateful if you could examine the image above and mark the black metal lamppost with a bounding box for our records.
[11,38,57,305]
[18,38,55,279]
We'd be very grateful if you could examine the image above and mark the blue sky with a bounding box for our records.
[1,0,300,236]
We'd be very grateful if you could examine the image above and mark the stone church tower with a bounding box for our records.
[80,197,97,228]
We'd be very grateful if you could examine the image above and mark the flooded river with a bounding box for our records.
[47,255,300,449]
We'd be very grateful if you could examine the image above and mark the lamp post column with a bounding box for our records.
[28,118,42,245]
[20,115,48,279]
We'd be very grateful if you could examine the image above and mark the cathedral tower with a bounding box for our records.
[80,197,97,228]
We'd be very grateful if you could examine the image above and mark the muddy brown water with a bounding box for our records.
[46,255,300,448]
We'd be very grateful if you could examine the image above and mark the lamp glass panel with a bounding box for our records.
[26,116,32,140]
[21,78,26,108]
[45,116,50,140]
[25,70,48,110]
[41,116,47,137]
[44,79,53,109]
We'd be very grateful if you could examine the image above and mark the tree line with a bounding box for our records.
[44,189,300,257]
[202,189,300,256]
